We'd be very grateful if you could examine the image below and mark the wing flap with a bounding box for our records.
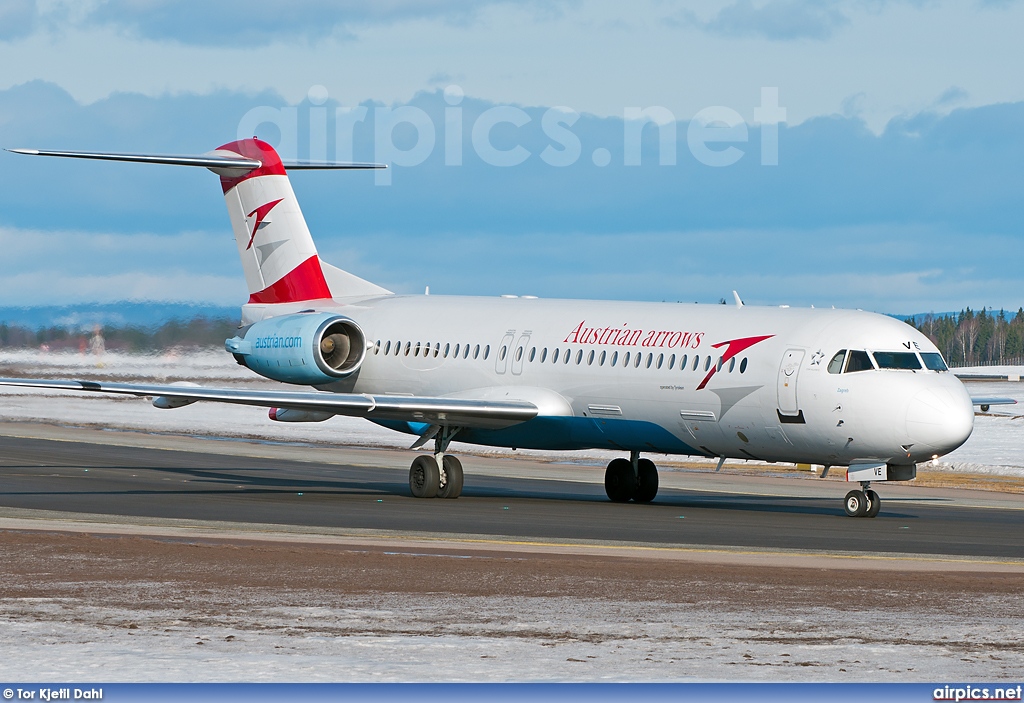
[0,378,537,430]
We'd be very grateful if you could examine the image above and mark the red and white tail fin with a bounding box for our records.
[212,138,390,304]
[7,139,391,306]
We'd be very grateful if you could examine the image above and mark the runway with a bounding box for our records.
[1,422,1022,561]
[2,421,1024,681]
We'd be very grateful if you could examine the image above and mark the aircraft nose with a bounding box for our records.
[904,385,974,456]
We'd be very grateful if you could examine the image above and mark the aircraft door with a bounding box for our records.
[777,349,804,417]
[495,331,515,374]
[511,333,530,375]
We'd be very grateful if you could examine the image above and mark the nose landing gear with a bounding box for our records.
[844,482,881,518]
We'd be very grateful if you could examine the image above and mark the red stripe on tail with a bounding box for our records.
[247,256,332,304]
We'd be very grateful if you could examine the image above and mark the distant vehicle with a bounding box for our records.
[2,140,1013,517]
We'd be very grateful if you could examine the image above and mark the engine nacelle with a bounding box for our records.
[225,312,366,385]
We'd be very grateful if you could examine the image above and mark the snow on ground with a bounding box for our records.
[0,350,1022,476]
[3,587,1021,681]
[946,380,1024,476]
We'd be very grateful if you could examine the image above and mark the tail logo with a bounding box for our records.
[696,334,774,390]
[245,198,284,250]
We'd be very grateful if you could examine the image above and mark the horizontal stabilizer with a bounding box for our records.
[6,148,385,172]
[0,378,537,430]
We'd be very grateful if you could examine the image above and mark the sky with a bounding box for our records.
[0,0,1022,313]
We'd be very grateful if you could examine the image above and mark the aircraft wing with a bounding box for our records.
[970,396,1017,409]
[0,378,538,430]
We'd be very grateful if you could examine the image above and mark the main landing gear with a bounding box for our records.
[409,426,464,499]
[844,481,881,518]
[604,451,659,503]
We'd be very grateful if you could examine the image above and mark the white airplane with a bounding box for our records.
[2,138,1013,518]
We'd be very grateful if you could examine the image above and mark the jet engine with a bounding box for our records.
[224,312,366,385]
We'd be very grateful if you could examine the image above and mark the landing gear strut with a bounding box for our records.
[604,451,659,503]
[844,481,881,518]
[408,426,464,499]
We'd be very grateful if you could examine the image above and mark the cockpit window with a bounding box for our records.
[844,350,874,373]
[827,350,847,374]
[872,351,922,370]
[920,352,948,372]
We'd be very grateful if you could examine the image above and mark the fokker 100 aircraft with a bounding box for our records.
[2,138,1012,517]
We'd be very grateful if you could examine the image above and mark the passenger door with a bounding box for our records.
[777,349,804,418]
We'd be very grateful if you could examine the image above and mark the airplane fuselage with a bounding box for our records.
[248,294,975,469]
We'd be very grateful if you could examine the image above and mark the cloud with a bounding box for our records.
[0,225,244,305]
[936,86,969,106]
[1,82,1022,311]
[78,0,551,47]
[0,0,37,41]
[677,0,850,41]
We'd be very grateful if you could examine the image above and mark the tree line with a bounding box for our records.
[3,309,1022,365]
[907,308,1024,367]
[0,317,239,353]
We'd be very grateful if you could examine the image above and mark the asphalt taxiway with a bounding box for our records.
[1,422,1021,562]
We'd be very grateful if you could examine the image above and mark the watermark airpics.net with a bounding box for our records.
[934,685,1024,701]
[236,85,787,185]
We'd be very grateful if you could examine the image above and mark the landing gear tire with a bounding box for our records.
[844,489,868,517]
[437,455,464,499]
[864,489,881,518]
[409,455,440,498]
[605,458,636,502]
[634,458,659,503]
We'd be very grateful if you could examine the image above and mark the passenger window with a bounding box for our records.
[704,357,711,372]
[716,357,723,371]
[680,354,687,370]
[921,352,948,371]
[453,343,459,358]
[599,350,606,366]
[443,343,450,358]
[587,350,595,365]
[844,350,873,373]
[634,353,642,368]
[434,343,440,357]
[529,347,536,362]
[728,357,735,372]
[404,342,411,356]
[827,350,846,374]
[610,351,618,366]
[552,349,560,363]
[873,351,922,370]
[740,357,747,373]
[668,354,675,369]
[413,342,421,356]
[576,350,583,365]
[657,353,664,369]
[646,353,653,368]
[483,345,490,360]
[540,348,547,363]
[692,355,700,371]
[623,352,630,367]
[515,346,523,361]
[499,346,507,361]
[374,340,380,354]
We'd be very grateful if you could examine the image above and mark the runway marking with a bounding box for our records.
[1,512,1023,573]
